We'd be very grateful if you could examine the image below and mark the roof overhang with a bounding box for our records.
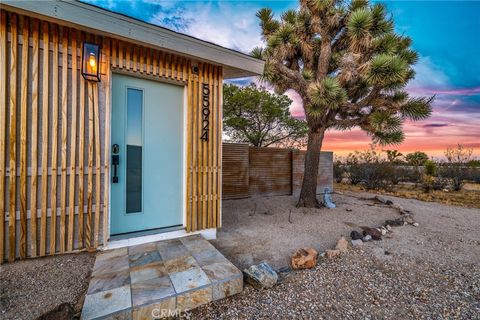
[1,0,264,79]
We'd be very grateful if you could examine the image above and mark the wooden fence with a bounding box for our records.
[222,143,333,200]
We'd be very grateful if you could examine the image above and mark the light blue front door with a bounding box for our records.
[110,74,184,235]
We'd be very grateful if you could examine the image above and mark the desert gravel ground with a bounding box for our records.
[192,192,480,319]
[0,252,95,320]
[1,192,478,319]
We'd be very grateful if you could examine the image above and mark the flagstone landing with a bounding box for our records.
[81,234,243,319]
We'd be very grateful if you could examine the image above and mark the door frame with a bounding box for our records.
[107,69,188,240]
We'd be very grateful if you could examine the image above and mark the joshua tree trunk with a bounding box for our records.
[297,127,325,207]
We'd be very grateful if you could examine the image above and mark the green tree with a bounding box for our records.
[253,0,433,207]
[223,83,308,147]
[405,151,429,166]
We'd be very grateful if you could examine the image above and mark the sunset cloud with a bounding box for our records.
[82,0,479,158]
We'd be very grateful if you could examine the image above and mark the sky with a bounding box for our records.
[82,0,480,158]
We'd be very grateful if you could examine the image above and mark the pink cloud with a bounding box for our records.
[288,95,480,158]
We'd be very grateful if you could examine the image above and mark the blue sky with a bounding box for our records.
[82,0,480,156]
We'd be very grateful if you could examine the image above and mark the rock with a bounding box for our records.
[351,239,364,247]
[374,195,393,205]
[325,249,341,258]
[392,203,411,215]
[291,248,318,270]
[346,208,352,212]
[363,227,382,240]
[380,227,387,236]
[386,225,392,231]
[413,222,419,227]
[386,218,404,226]
[350,230,363,240]
[403,215,415,224]
[362,235,372,242]
[243,262,278,289]
[335,237,349,253]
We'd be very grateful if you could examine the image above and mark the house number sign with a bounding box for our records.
[200,83,210,141]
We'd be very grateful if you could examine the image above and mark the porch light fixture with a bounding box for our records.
[81,42,101,82]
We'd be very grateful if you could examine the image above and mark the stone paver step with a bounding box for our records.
[81,234,243,319]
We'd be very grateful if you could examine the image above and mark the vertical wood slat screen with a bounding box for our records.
[1,10,223,262]
[109,39,223,233]
[0,11,104,262]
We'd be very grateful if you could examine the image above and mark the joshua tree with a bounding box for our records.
[253,0,433,207]
[385,149,403,163]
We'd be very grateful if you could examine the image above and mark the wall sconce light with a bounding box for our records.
[81,42,101,82]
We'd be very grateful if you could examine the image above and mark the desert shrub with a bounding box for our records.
[421,174,449,192]
[424,160,436,176]
[395,166,422,184]
[333,161,345,183]
[405,151,429,166]
[437,165,467,191]
[467,159,480,167]
[344,147,397,190]
[467,168,480,183]
[445,144,473,164]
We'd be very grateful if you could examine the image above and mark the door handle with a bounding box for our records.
[112,144,120,183]
[112,155,119,183]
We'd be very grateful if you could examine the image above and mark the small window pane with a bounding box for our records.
[126,88,143,213]
[126,89,143,146]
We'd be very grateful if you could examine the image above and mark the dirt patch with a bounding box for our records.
[193,192,480,319]
[0,252,95,320]
[212,193,400,269]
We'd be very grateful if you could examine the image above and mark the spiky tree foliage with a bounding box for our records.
[253,0,433,207]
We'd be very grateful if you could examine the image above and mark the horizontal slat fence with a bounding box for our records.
[222,143,333,200]
[222,143,249,199]
[249,147,292,197]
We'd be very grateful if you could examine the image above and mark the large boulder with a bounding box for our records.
[243,262,278,289]
[291,248,318,270]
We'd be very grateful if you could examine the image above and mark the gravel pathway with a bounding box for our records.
[192,246,479,319]
[193,192,480,319]
[0,252,95,320]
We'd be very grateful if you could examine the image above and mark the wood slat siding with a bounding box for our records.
[0,10,7,262]
[0,10,223,262]
[222,143,249,200]
[222,143,334,200]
